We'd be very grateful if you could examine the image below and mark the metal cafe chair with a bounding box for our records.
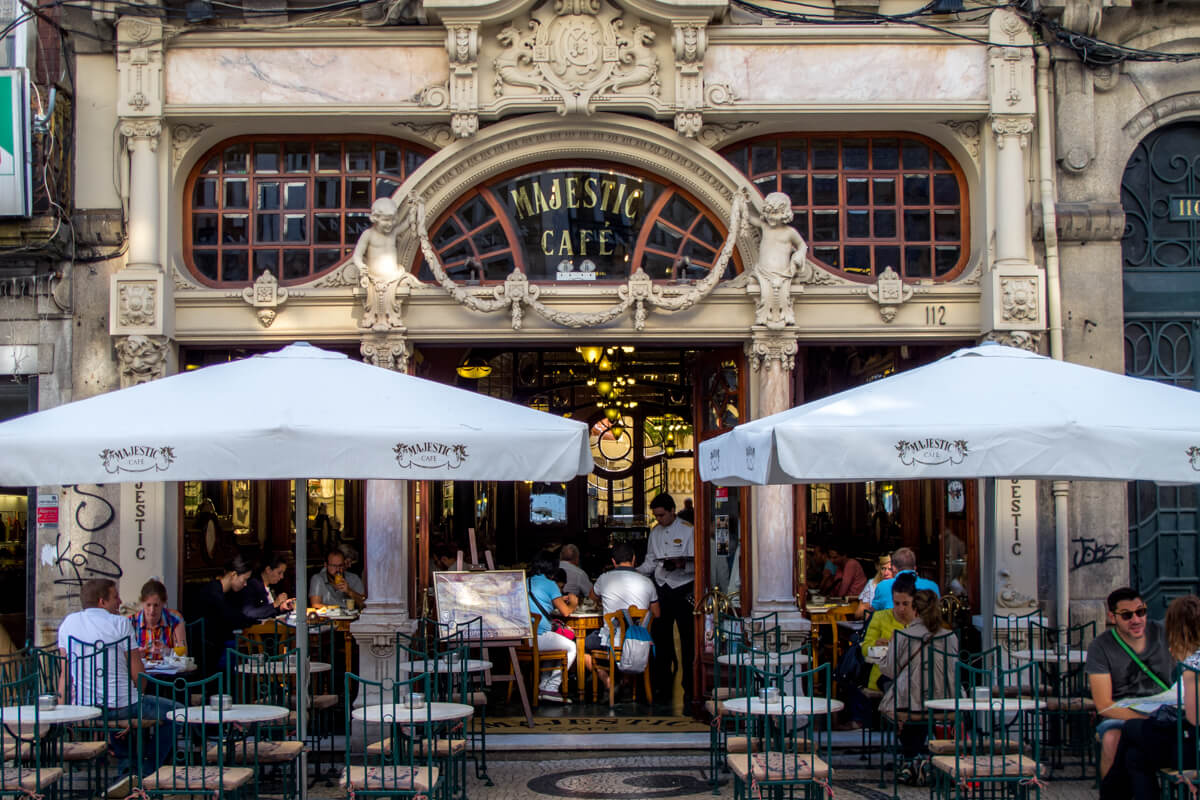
[223,649,305,800]
[345,671,442,800]
[505,615,569,707]
[0,672,65,800]
[1160,661,1200,798]
[1025,619,1096,779]
[24,646,108,800]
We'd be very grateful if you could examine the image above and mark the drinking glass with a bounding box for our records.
[173,645,187,658]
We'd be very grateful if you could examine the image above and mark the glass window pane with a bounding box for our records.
[873,178,896,205]
[256,214,280,242]
[751,144,777,175]
[811,139,838,169]
[904,210,931,240]
[223,144,249,174]
[905,246,931,278]
[472,222,506,253]
[194,250,218,280]
[902,142,930,169]
[346,212,370,240]
[458,195,492,231]
[405,151,428,175]
[754,175,776,195]
[845,178,869,206]
[648,221,683,250]
[283,250,311,280]
[875,245,901,272]
[433,220,462,249]
[254,144,280,173]
[376,179,400,199]
[284,143,310,173]
[932,150,951,170]
[377,145,404,175]
[347,179,372,208]
[254,249,279,276]
[193,178,219,208]
[780,174,807,206]
[199,156,219,174]
[780,142,807,170]
[284,182,307,210]
[934,245,960,275]
[222,250,249,282]
[813,246,840,268]
[315,213,341,244]
[903,174,929,205]
[846,210,870,238]
[193,214,219,245]
[315,178,340,209]
[283,214,307,243]
[346,142,371,172]
[257,182,280,210]
[792,210,809,241]
[843,138,869,170]
[222,214,249,244]
[812,210,839,241]
[316,143,340,172]
[873,209,897,238]
[933,174,960,205]
[314,249,342,272]
[934,210,960,241]
[844,245,871,273]
[812,176,838,206]
[872,138,899,170]
[661,195,699,231]
[725,147,748,175]
[225,179,249,209]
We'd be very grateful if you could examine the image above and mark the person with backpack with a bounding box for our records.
[588,542,660,699]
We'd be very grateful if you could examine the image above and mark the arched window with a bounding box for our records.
[720,134,969,282]
[184,136,432,286]
[417,163,739,282]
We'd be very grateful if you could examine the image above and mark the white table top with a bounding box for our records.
[170,704,290,724]
[145,660,198,676]
[716,652,810,667]
[235,660,332,675]
[0,704,101,724]
[395,658,492,675]
[924,696,1046,712]
[1012,649,1087,664]
[352,702,474,724]
[722,696,843,717]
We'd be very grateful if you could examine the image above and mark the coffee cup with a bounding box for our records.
[37,694,57,710]
[408,692,425,709]
[759,687,781,703]
[209,694,232,711]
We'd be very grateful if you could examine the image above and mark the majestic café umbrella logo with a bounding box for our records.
[99,445,176,474]
[895,438,970,468]
[1189,446,1200,471]
[393,441,469,470]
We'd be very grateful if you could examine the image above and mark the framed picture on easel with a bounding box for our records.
[432,569,533,641]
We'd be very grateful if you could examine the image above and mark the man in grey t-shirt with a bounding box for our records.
[1086,587,1174,778]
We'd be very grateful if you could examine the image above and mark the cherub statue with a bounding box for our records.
[354,196,420,331]
[751,192,809,329]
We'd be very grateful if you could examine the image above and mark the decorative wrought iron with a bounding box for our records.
[1121,123,1200,271]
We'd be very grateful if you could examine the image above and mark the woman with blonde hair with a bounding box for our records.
[1101,595,1200,800]
[855,554,894,618]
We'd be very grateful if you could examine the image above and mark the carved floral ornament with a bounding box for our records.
[118,281,157,327]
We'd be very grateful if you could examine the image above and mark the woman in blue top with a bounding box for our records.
[528,550,579,703]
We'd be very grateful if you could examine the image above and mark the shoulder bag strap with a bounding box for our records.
[1112,630,1171,692]
[529,587,561,624]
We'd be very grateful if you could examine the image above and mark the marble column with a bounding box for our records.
[120,120,162,269]
[991,116,1035,266]
[746,330,808,632]
[350,480,415,703]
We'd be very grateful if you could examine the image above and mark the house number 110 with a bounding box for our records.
[925,305,947,326]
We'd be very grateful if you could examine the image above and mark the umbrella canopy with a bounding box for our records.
[700,343,1200,486]
[0,342,593,486]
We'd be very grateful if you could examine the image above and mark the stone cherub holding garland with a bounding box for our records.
[353,196,421,331]
[750,191,811,329]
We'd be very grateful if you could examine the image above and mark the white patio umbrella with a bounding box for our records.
[0,341,594,787]
[699,342,1200,633]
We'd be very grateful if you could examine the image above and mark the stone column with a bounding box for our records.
[991,117,1034,266]
[123,121,161,269]
[350,480,415,702]
[746,329,807,631]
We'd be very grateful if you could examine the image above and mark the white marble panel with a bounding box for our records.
[704,44,987,104]
[166,47,450,106]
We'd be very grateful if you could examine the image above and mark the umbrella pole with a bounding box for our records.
[295,479,308,800]
[1053,481,1071,638]
[981,479,996,654]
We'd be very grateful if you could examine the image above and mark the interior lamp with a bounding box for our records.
[456,354,493,380]
[577,346,604,365]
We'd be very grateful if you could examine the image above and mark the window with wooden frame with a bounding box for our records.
[721,134,969,282]
[415,163,741,283]
[184,136,432,287]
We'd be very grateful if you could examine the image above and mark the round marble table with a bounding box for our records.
[235,660,332,675]
[723,696,843,717]
[170,703,290,724]
[351,702,474,724]
[0,704,101,724]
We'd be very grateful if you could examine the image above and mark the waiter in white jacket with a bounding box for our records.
[638,492,695,707]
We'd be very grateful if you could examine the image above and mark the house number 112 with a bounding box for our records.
[924,305,947,326]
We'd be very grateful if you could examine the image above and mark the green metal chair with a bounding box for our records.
[345,671,443,800]
[27,646,107,800]
[0,671,65,800]
[64,635,147,785]
[1159,660,1200,799]
[136,672,252,800]
[224,649,305,800]
[1026,620,1096,779]
[436,616,491,788]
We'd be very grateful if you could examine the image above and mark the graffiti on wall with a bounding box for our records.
[1071,536,1124,571]
[39,486,122,602]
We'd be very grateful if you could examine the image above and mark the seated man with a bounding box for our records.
[829,545,867,597]
[587,543,660,694]
[58,578,178,786]
[871,547,940,610]
[309,550,365,610]
[1087,586,1174,778]
[558,544,593,599]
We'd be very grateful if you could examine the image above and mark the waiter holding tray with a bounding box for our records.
[638,492,695,708]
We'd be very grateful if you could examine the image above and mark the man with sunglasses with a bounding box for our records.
[1087,587,1174,778]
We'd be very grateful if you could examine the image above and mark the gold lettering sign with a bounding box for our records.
[1170,196,1200,221]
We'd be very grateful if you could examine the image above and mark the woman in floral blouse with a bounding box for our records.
[129,579,187,661]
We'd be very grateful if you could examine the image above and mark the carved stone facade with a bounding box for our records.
[114,335,171,388]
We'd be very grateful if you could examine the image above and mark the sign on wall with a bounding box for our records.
[0,69,30,217]
[120,482,164,603]
[993,479,1039,614]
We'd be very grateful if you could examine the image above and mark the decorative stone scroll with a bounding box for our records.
[361,333,411,372]
[239,271,289,328]
[865,266,914,323]
[414,189,748,330]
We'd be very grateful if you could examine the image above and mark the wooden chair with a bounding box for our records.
[506,614,569,707]
[587,607,652,707]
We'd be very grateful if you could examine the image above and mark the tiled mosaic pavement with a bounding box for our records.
[308,752,1099,799]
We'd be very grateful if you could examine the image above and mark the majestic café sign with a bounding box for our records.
[492,167,661,280]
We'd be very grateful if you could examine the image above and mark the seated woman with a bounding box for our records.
[855,554,894,619]
[879,576,958,786]
[242,555,296,620]
[527,550,579,704]
[191,554,255,675]
[130,579,187,661]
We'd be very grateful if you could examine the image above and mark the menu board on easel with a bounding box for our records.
[432,569,533,641]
